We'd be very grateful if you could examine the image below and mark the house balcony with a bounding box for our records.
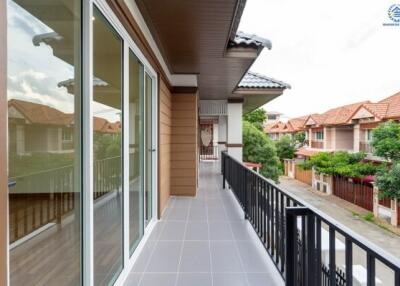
[360,141,374,154]
[311,140,323,149]
[123,153,400,286]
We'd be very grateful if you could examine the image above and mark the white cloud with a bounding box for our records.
[239,0,400,118]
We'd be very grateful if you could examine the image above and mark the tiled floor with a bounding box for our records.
[124,161,284,286]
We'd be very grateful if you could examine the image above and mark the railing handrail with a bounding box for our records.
[222,152,400,271]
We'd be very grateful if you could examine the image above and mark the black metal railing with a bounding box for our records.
[221,151,400,286]
[199,145,219,160]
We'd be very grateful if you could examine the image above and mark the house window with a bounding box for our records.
[315,131,324,141]
[366,129,373,142]
[62,129,73,141]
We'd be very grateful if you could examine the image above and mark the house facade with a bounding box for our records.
[1,1,293,285]
[292,93,400,159]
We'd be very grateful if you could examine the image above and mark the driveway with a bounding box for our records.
[278,176,400,259]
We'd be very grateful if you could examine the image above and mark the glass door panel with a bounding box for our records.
[7,0,82,285]
[92,6,123,285]
[144,73,153,226]
[129,51,144,254]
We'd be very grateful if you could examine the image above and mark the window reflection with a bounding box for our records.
[7,0,82,285]
[92,6,124,286]
[129,51,144,254]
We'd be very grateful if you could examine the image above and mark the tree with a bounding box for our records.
[293,132,306,146]
[372,121,400,199]
[372,120,400,161]
[243,108,267,131]
[375,163,400,200]
[299,151,377,178]
[243,120,281,182]
[275,135,295,161]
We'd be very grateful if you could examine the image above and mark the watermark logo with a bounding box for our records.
[384,4,400,26]
[389,4,400,22]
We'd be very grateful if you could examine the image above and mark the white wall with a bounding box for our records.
[218,116,227,151]
[227,103,242,161]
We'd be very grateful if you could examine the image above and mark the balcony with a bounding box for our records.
[360,141,374,154]
[124,160,284,286]
[124,153,400,286]
[311,140,323,149]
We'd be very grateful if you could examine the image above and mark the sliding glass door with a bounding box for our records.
[7,0,82,285]
[7,1,157,284]
[145,73,154,226]
[92,6,123,286]
[129,51,144,254]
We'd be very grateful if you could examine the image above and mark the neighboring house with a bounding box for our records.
[294,92,400,159]
[8,99,75,155]
[8,99,120,155]
[350,92,400,154]
[266,110,282,122]
[264,115,307,140]
[264,121,286,140]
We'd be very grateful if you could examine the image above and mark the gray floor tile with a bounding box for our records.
[139,273,176,286]
[236,241,271,273]
[184,222,209,240]
[176,273,212,286]
[188,207,207,221]
[124,272,141,286]
[172,197,192,208]
[147,222,165,241]
[207,207,228,221]
[209,222,234,240]
[131,240,156,272]
[179,241,211,272]
[213,273,248,286]
[164,207,189,221]
[158,221,186,240]
[247,273,282,286]
[210,241,243,273]
[230,221,254,241]
[146,241,182,272]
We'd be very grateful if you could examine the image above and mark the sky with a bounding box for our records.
[8,1,120,122]
[238,0,400,120]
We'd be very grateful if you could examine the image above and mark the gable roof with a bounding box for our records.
[239,72,291,89]
[8,99,74,126]
[378,92,400,119]
[264,121,286,133]
[322,101,369,125]
[348,91,400,121]
[287,116,308,132]
[9,99,120,133]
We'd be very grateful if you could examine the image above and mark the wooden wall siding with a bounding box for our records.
[171,94,198,196]
[0,0,7,283]
[158,79,172,217]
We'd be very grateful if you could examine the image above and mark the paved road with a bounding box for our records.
[278,176,400,284]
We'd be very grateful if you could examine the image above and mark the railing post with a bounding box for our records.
[307,213,316,286]
[222,152,226,189]
[244,169,248,220]
[286,207,309,286]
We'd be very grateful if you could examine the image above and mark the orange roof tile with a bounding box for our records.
[8,99,74,126]
[378,91,400,119]
[321,101,369,125]
[9,99,120,133]
[287,115,308,132]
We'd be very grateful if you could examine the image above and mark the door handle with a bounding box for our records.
[148,148,156,152]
